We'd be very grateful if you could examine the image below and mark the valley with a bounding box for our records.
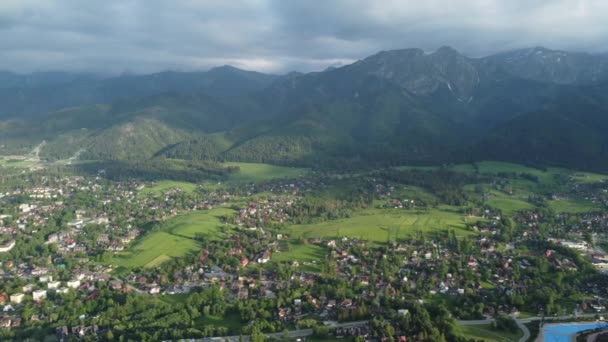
[3,47,608,172]
[2,46,608,342]
[3,157,608,341]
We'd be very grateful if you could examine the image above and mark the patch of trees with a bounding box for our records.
[380,169,481,205]
[73,160,239,182]
[157,136,225,161]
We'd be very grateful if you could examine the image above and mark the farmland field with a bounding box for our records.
[287,207,473,242]
[273,242,326,271]
[106,208,234,269]
[486,196,533,215]
[107,232,200,269]
[168,208,235,239]
[225,162,308,182]
[139,180,198,196]
[548,198,599,213]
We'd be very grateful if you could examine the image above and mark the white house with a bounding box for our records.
[67,280,80,289]
[47,281,61,290]
[10,293,24,304]
[32,290,47,301]
[56,287,69,294]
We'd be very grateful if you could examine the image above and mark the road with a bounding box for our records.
[192,313,608,342]
[456,312,608,342]
[193,320,370,342]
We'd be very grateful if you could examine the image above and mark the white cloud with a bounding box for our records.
[0,0,607,74]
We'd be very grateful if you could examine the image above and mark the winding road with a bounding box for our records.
[192,313,608,342]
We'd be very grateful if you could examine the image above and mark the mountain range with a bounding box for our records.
[1,46,608,171]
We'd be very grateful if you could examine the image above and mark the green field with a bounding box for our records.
[548,198,599,213]
[273,242,326,271]
[139,180,198,196]
[107,231,200,268]
[167,208,235,239]
[225,162,308,182]
[287,207,472,242]
[457,324,523,342]
[486,196,534,215]
[197,313,243,331]
[106,208,234,269]
[570,171,608,184]
[399,160,566,186]
[0,157,36,168]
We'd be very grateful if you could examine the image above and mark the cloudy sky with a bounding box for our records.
[0,0,606,74]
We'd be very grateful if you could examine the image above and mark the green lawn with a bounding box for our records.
[457,324,522,342]
[548,198,599,213]
[196,313,243,332]
[273,242,326,271]
[0,157,36,168]
[168,208,235,239]
[397,161,562,187]
[107,231,200,268]
[225,162,308,182]
[486,196,533,215]
[106,208,234,269]
[570,171,608,184]
[287,208,473,242]
[139,180,198,196]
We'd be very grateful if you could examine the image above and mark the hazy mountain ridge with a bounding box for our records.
[2,46,608,170]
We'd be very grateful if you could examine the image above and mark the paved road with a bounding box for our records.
[194,320,370,342]
[515,320,530,342]
[193,313,608,342]
[456,312,608,342]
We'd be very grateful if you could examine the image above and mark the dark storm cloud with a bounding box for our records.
[0,0,606,74]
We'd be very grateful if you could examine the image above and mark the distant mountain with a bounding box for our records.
[0,66,277,118]
[479,47,608,84]
[3,46,608,171]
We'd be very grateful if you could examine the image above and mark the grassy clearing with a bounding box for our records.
[106,208,235,269]
[570,171,608,184]
[287,208,473,242]
[457,324,522,342]
[168,208,235,239]
[463,183,534,215]
[145,254,172,268]
[397,161,562,187]
[139,180,198,196]
[0,157,36,169]
[224,162,308,182]
[486,196,533,215]
[548,199,599,213]
[107,232,200,269]
[197,312,243,331]
[273,242,326,271]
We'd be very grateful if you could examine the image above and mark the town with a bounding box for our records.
[1,162,608,341]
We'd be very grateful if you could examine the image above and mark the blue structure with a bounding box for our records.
[543,322,608,341]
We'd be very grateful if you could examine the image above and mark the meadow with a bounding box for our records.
[457,324,523,342]
[106,208,234,269]
[548,198,599,213]
[138,162,308,197]
[273,242,326,272]
[224,162,308,182]
[139,180,199,196]
[287,207,473,242]
[167,208,235,239]
[107,231,200,269]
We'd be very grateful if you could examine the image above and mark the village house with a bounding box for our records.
[67,280,80,289]
[32,290,47,301]
[48,281,61,290]
[10,293,24,304]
